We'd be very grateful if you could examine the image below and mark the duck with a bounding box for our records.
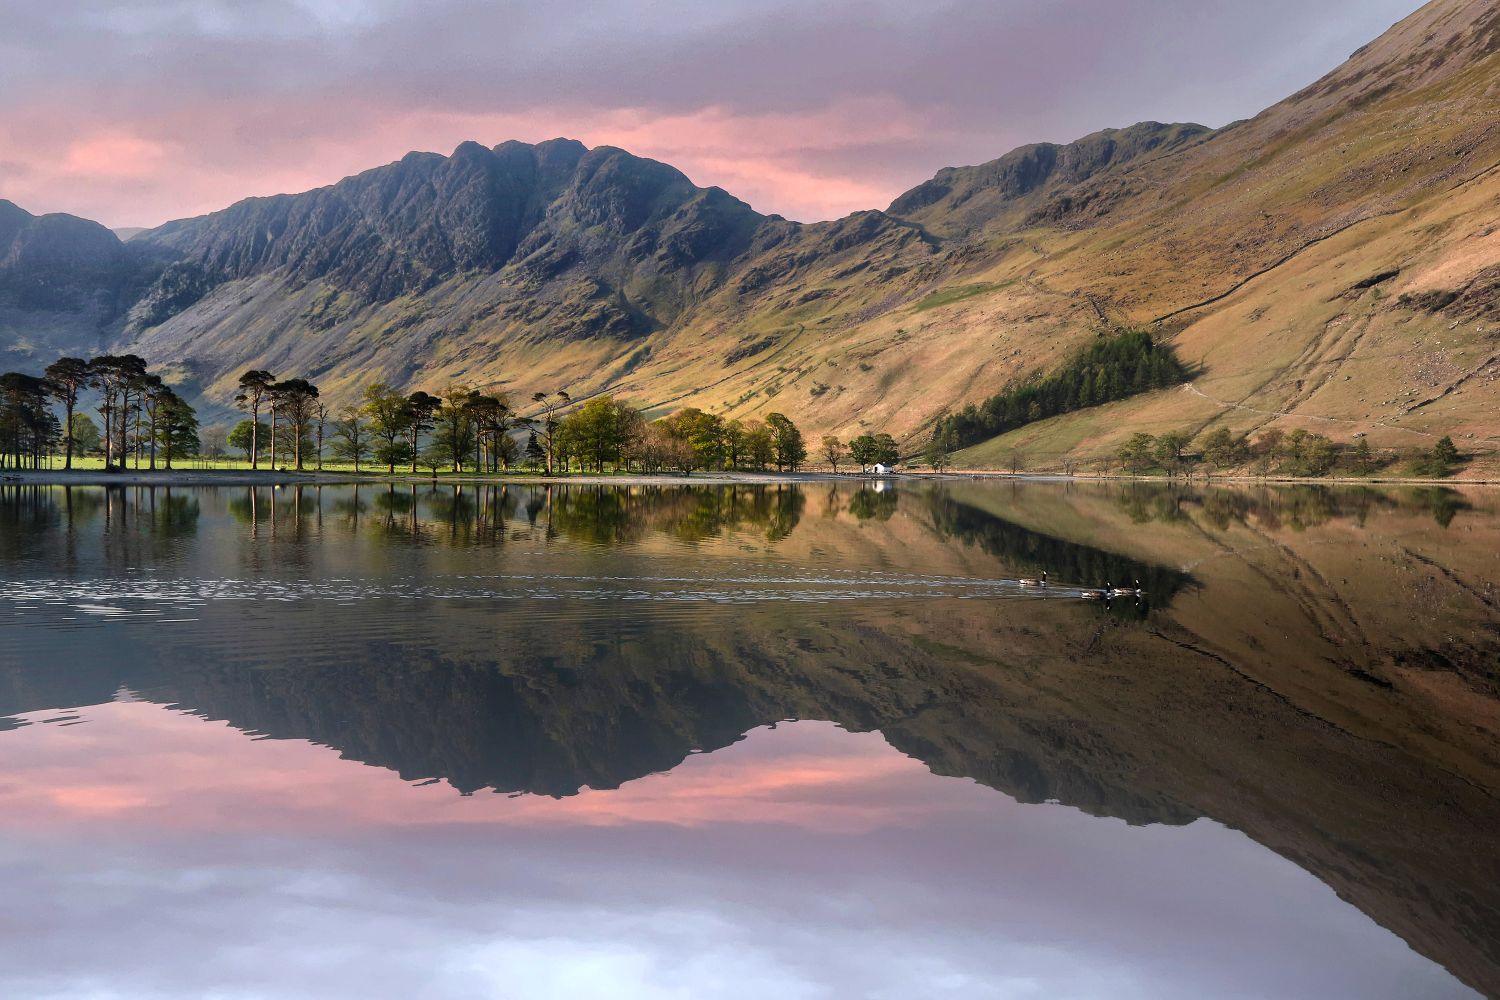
[1080,582,1112,601]
[1110,579,1144,599]
[1019,571,1048,588]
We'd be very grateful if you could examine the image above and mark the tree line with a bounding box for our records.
[930,330,1189,452]
[230,375,813,476]
[1,355,198,471]
[1110,426,1466,479]
[818,433,901,474]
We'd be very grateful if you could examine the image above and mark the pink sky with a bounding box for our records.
[0,0,1421,228]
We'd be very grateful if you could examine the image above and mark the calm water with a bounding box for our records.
[1,480,1497,999]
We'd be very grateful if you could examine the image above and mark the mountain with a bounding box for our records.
[0,200,157,367]
[0,0,1496,467]
[886,121,1213,237]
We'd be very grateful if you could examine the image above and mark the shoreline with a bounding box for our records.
[3,468,1497,488]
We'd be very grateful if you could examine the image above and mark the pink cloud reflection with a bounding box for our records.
[0,701,985,836]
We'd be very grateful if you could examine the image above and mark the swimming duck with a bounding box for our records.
[1019,571,1048,588]
[1080,582,1111,601]
[1110,579,1144,599]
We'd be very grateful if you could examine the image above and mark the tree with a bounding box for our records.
[530,390,571,475]
[524,431,546,469]
[743,421,775,470]
[406,390,442,474]
[766,412,806,471]
[849,434,877,472]
[432,386,478,472]
[200,423,228,461]
[872,433,899,467]
[234,370,276,470]
[495,430,520,471]
[89,355,147,470]
[0,372,57,469]
[466,393,511,473]
[1433,435,1460,465]
[1410,435,1462,478]
[1200,426,1247,471]
[314,401,330,471]
[271,379,320,470]
[1118,432,1157,474]
[1251,428,1285,477]
[1154,430,1192,475]
[658,408,727,472]
[723,420,748,470]
[153,389,198,469]
[331,408,370,472]
[43,357,90,469]
[362,383,412,473]
[69,413,102,457]
[924,436,952,473]
[558,396,636,473]
[821,436,845,473]
[1350,437,1375,475]
[228,420,266,464]
[140,375,170,470]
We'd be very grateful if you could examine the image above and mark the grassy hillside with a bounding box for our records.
[60,0,1497,469]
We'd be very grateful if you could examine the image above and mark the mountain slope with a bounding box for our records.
[0,200,155,367]
[0,0,1495,467]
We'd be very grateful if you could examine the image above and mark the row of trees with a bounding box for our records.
[931,330,1189,452]
[553,400,807,474]
[1,356,198,471]
[231,374,813,477]
[819,432,901,474]
[1114,425,1466,479]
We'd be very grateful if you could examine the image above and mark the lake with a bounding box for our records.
[1,479,1497,999]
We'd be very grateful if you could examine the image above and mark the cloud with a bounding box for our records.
[0,1,1423,225]
[0,704,1472,999]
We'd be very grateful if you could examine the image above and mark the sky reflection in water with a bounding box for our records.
[0,481,1493,999]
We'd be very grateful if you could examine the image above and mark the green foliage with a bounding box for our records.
[1117,432,1157,473]
[1349,437,1376,475]
[935,330,1188,450]
[228,420,267,462]
[1407,436,1462,478]
[68,413,102,456]
[1279,429,1339,477]
[849,432,899,470]
[1200,426,1250,470]
[331,409,370,471]
[925,435,952,472]
[1153,431,1191,474]
[821,436,846,472]
[766,412,807,471]
[556,396,643,472]
[913,281,1012,312]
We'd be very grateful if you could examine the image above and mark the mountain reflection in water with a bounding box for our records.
[0,480,1496,999]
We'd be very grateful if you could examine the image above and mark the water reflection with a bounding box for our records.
[0,480,1497,998]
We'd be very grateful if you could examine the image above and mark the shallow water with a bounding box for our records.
[1,480,1497,999]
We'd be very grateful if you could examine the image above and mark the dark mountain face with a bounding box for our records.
[0,200,162,364]
[130,138,770,338]
[886,122,1211,236]
[0,199,136,313]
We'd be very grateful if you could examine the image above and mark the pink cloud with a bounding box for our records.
[0,92,955,227]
